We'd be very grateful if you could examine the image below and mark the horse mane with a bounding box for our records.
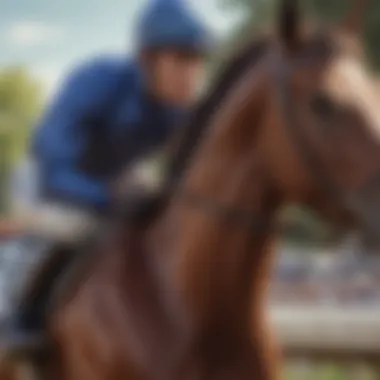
[166,36,270,185]
[118,36,270,225]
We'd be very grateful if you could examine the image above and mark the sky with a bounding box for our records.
[0,0,242,95]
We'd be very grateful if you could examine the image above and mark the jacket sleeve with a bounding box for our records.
[32,59,120,208]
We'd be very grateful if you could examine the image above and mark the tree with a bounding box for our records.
[0,66,43,214]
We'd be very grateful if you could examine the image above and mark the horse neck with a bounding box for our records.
[150,134,282,379]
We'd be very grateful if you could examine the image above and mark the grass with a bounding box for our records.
[284,362,378,380]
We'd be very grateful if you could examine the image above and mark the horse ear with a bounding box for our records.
[340,0,371,35]
[277,0,301,53]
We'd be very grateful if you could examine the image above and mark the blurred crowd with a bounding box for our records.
[0,235,380,310]
[272,240,380,307]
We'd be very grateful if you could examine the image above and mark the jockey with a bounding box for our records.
[2,0,211,352]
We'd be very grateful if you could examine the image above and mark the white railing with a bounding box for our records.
[271,306,380,363]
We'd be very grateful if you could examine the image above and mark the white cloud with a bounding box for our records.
[6,21,64,47]
[189,0,243,37]
[31,63,65,97]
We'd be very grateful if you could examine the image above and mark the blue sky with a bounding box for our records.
[0,0,242,95]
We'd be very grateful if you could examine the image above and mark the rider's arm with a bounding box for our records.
[32,59,121,208]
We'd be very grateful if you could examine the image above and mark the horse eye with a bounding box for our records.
[310,93,336,119]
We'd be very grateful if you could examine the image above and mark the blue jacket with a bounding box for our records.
[32,57,185,211]
[32,0,211,212]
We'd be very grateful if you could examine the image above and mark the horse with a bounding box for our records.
[2,0,380,379]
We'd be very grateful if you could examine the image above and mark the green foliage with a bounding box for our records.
[0,66,43,214]
[280,206,337,246]
[284,362,376,380]
[0,66,43,162]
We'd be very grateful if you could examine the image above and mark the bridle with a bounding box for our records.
[176,189,274,232]
[173,50,380,234]
[276,58,380,235]
[276,63,345,203]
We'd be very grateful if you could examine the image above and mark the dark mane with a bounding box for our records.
[167,37,269,185]
[118,37,270,224]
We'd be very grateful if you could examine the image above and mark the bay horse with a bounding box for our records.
[2,0,380,379]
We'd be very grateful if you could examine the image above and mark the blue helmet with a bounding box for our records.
[136,0,212,53]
